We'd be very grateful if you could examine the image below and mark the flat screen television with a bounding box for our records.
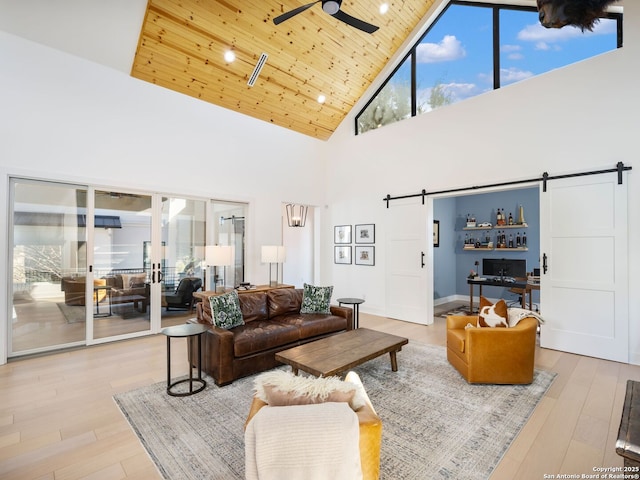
[482,258,527,279]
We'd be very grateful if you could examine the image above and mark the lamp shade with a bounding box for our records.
[261,245,286,263]
[206,245,233,266]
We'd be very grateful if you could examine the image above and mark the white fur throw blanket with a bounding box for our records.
[245,402,362,480]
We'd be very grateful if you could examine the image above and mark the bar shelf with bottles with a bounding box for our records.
[462,207,528,251]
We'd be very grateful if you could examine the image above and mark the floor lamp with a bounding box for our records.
[261,246,286,287]
[206,245,233,293]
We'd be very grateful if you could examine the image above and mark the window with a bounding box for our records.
[499,8,619,86]
[416,4,493,113]
[357,57,411,134]
[355,1,622,135]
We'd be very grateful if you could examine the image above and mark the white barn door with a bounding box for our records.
[540,172,628,362]
[385,198,430,325]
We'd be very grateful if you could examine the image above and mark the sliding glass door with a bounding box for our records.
[92,190,153,340]
[160,196,206,328]
[8,179,249,357]
[10,179,88,355]
[212,201,247,290]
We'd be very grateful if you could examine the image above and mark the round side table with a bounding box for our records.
[337,297,365,329]
[161,323,209,397]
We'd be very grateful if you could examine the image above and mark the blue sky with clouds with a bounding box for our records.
[413,3,618,110]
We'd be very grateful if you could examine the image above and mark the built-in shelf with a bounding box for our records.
[463,223,528,231]
[463,246,528,251]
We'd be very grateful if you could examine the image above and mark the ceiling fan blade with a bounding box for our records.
[273,1,320,25]
[332,9,379,33]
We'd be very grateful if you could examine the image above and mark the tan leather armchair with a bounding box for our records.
[446,315,537,384]
[245,371,382,480]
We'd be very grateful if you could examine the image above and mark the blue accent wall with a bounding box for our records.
[434,197,456,299]
[434,187,540,306]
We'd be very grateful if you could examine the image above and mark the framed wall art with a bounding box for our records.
[355,224,375,244]
[334,225,352,244]
[433,220,440,247]
[355,246,375,266]
[334,246,352,264]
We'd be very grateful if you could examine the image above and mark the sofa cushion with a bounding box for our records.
[277,313,347,338]
[239,292,269,323]
[267,288,303,318]
[210,290,245,329]
[233,321,300,357]
[300,283,333,314]
[478,296,508,328]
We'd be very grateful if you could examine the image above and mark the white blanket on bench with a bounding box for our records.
[245,402,362,480]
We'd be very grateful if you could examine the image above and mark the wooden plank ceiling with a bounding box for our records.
[131,0,436,140]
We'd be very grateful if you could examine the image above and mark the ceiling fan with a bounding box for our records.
[273,0,379,34]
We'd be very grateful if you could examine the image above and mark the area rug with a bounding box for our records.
[439,307,470,318]
[114,342,555,480]
[436,303,469,318]
[57,302,85,323]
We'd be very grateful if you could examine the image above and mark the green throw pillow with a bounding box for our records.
[209,290,244,329]
[300,283,333,314]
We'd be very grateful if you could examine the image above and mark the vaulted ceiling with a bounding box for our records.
[131,0,438,140]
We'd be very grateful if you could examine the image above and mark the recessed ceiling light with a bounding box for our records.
[224,50,236,63]
[379,3,389,14]
[317,94,326,104]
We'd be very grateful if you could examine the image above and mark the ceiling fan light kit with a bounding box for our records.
[322,1,340,14]
[273,0,379,34]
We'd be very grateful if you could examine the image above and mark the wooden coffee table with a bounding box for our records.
[275,328,409,377]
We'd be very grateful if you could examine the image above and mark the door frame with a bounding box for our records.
[429,183,540,313]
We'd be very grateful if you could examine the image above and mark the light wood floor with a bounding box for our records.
[1,308,638,479]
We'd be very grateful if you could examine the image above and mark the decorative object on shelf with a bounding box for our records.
[261,245,286,287]
[518,204,526,225]
[355,246,375,266]
[206,245,234,293]
[466,214,476,228]
[334,225,352,244]
[285,204,308,227]
[334,246,352,264]
[433,220,440,247]
[355,224,375,244]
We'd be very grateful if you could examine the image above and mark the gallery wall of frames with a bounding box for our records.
[333,224,375,266]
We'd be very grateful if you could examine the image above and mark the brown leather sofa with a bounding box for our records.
[191,288,353,386]
[61,273,149,311]
[61,277,108,306]
[446,314,537,384]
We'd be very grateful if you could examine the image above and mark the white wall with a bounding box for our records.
[282,204,315,288]
[324,4,639,361]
